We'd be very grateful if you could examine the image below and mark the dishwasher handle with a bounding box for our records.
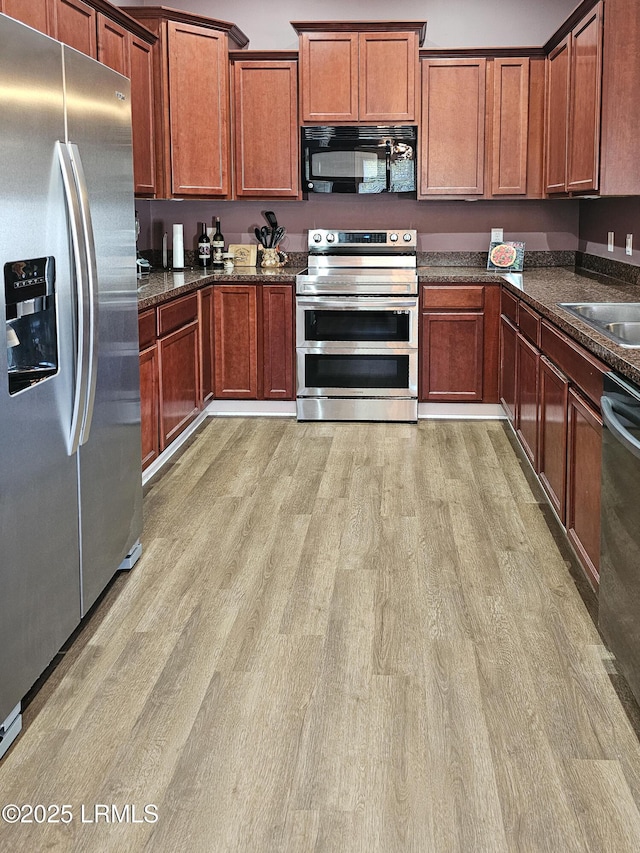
[601,394,640,459]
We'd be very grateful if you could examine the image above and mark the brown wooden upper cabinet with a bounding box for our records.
[420,58,486,196]
[55,0,96,56]
[97,15,156,197]
[0,0,53,34]
[231,54,300,199]
[544,1,603,194]
[122,7,249,199]
[420,53,544,199]
[292,21,425,124]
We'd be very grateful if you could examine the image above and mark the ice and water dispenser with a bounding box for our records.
[4,257,58,394]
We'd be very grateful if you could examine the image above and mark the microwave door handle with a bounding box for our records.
[385,141,391,192]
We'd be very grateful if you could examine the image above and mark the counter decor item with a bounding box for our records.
[223,252,234,271]
[487,241,525,272]
[228,244,257,266]
[259,247,288,268]
[212,217,224,269]
[172,224,184,271]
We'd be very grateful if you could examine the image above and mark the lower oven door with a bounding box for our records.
[296,347,418,398]
[296,297,418,349]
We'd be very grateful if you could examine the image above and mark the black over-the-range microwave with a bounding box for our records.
[301,126,417,194]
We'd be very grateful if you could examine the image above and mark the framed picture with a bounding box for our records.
[228,244,257,266]
[487,241,525,272]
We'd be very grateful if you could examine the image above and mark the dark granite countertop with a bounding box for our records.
[137,263,640,388]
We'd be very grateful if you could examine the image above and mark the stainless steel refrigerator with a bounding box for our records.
[0,14,143,758]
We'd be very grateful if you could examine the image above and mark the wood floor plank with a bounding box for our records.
[2,419,640,853]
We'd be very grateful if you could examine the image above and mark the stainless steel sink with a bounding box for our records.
[559,302,640,348]
[602,321,640,346]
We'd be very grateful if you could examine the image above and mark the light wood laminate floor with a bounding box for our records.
[2,418,640,852]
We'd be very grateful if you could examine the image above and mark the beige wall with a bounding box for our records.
[116,0,579,50]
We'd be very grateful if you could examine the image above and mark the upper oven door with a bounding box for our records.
[296,297,418,349]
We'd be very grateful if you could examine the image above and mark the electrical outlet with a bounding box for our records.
[626,234,633,256]
[608,231,615,252]
[491,228,503,243]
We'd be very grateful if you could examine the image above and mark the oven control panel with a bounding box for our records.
[308,229,417,250]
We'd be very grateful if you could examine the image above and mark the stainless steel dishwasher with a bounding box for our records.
[599,372,640,704]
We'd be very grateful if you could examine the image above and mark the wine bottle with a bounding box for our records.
[212,217,224,269]
[197,221,211,268]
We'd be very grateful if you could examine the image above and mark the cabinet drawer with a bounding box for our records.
[422,285,484,310]
[518,302,540,346]
[158,293,199,336]
[500,287,518,323]
[541,320,607,407]
[138,308,157,350]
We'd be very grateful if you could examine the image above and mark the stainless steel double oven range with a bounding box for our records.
[296,229,418,422]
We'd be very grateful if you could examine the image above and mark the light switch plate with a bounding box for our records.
[626,234,633,256]
[608,231,615,252]
[491,228,504,242]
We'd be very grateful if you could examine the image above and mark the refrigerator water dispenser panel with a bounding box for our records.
[5,256,58,394]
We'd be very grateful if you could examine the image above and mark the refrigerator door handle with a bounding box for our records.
[67,143,99,446]
[56,141,90,456]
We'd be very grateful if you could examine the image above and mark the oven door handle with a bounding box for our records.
[297,298,417,310]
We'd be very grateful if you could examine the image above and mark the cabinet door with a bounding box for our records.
[299,32,358,122]
[54,0,96,57]
[538,355,569,522]
[233,60,299,198]
[214,285,258,398]
[420,312,484,401]
[139,344,159,470]
[491,58,529,195]
[358,31,418,122]
[545,37,570,193]
[515,332,540,469]
[168,21,229,196]
[566,388,602,588]
[158,321,200,450]
[566,2,603,193]
[1,0,52,34]
[499,314,517,423]
[262,285,294,400]
[130,34,156,197]
[97,15,130,76]
[199,285,215,407]
[420,59,485,196]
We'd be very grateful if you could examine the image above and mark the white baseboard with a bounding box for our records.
[205,400,296,417]
[419,402,506,420]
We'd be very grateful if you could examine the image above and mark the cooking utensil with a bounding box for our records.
[264,210,278,230]
[273,226,286,247]
[264,211,278,246]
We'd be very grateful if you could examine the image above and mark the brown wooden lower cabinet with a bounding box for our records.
[515,332,539,468]
[158,320,199,450]
[262,284,294,399]
[538,355,569,522]
[199,286,215,407]
[499,286,606,591]
[139,343,159,469]
[213,283,294,400]
[499,314,517,423]
[566,388,602,588]
[213,285,259,398]
[419,283,499,402]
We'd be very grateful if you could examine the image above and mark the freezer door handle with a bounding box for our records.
[601,395,640,459]
[67,143,99,446]
[57,141,90,456]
